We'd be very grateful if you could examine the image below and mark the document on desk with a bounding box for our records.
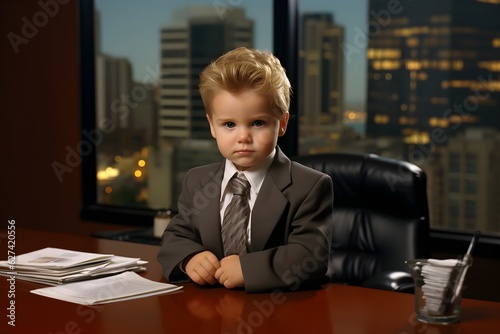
[0,247,115,269]
[0,247,148,285]
[31,271,183,305]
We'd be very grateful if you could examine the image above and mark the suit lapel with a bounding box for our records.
[250,147,291,251]
[197,163,225,258]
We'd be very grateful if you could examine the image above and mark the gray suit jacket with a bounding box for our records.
[157,147,334,293]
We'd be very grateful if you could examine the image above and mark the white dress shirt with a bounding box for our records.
[219,150,275,245]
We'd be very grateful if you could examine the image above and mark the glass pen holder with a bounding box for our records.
[406,258,471,324]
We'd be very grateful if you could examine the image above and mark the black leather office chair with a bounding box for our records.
[292,153,430,292]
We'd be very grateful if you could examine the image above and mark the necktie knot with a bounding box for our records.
[231,173,250,197]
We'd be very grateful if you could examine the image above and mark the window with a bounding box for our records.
[80,0,500,254]
[448,154,460,174]
[448,177,460,193]
[465,178,477,195]
[465,200,477,221]
[465,153,477,174]
[447,196,460,227]
[80,0,282,225]
[295,0,500,242]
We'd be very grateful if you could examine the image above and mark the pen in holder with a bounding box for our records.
[406,230,481,324]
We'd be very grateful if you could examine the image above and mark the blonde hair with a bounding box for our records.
[199,47,291,119]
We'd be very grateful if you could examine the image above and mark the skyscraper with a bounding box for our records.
[424,128,500,232]
[96,55,134,130]
[366,0,500,144]
[299,13,344,127]
[298,13,345,155]
[365,0,500,234]
[149,6,253,209]
[159,6,253,140]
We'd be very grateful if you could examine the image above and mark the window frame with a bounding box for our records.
[79,0,156,226]
[79,0,500,258]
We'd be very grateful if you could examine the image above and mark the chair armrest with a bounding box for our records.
[362,271,414,293]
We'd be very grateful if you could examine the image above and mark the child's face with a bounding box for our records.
[207,90,289,171]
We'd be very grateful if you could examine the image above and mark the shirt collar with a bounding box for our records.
[220,148,276,201]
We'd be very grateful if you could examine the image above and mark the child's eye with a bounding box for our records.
[224,122,236,129]
[253,120,266,127]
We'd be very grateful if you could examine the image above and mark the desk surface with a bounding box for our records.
[1,228,499,334]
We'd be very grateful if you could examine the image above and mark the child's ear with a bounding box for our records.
[278,111,290,136]
[206,114,216,139]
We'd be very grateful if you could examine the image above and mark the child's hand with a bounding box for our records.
[215,255,245,289]
[185,251,221,285]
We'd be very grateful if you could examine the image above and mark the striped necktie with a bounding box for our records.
[222,173,251,256]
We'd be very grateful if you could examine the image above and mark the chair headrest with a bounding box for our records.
[292,153,428,218]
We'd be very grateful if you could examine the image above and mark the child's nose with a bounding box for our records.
[237,127,252,142]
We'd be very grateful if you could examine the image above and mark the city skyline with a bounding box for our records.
[96,0,368,110]
[93,0,500,235]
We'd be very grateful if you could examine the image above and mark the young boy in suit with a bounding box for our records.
[157,47,334,293]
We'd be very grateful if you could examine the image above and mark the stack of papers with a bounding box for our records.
[420,258,468,314]
[31,271,182,305]
[0,247,148,285]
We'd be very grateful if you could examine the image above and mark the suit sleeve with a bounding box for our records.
[157,169,208,282]
[240,173,334,293]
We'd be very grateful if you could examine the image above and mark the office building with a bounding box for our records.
[299,13,344,126]
[159,6,253,140]
[96,54,134,130]
[424,128,500,232]
[366,0,500,143]
[365,0,500,234]
[150,6,254,208]
[298,13,345,155]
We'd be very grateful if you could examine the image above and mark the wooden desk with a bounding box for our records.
[1,228,499,334]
